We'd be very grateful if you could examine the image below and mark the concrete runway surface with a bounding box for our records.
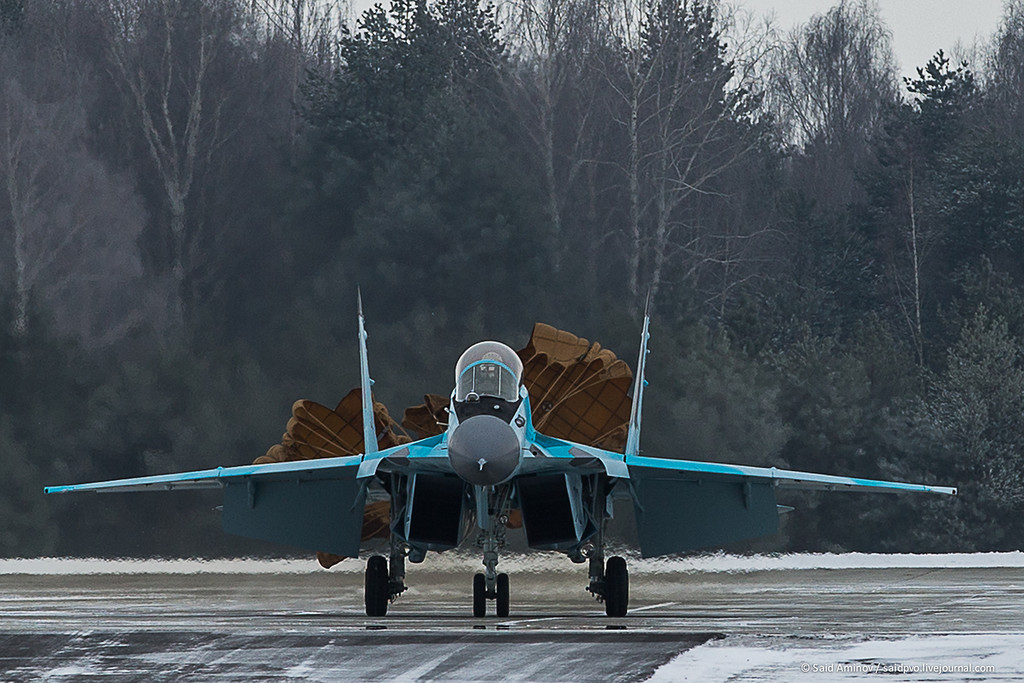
[1,554,1023,681]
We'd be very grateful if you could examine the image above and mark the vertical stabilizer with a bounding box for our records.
[624,297,650,459]
[357,289,378,456]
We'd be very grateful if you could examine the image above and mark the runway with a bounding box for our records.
[2,554,1023,681]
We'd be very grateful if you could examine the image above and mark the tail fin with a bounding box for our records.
[357,289,378,456]
[624,296,650,459]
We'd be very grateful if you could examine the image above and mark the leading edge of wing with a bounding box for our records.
[43,454,366,495]
[44,439,441,495]
[626,454,957,496]
[45,435,450,495]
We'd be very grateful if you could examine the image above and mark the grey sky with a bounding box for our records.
[346,0,1009,78]
[738,0,1006,77]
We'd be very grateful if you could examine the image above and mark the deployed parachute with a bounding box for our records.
[256,389,409,465]
[258,324,635,565]
[516,323,633,453]
[254,389,408,568]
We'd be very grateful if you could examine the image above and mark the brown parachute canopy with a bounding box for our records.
[400,392,450,438]
[399,324,634,452]
[254,389,406,568]
[255,389,409,465]
[257,324,634,566]
[516,323,633,453]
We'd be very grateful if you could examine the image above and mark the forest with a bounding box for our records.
[1,0,1023,558]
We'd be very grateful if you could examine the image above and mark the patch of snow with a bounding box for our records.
[0,558,325,575]
[646,634,1024,682]
[4,551,1024,576]
[629,551,1024,575]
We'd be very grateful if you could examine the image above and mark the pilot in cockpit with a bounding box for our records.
[455,341,523,407]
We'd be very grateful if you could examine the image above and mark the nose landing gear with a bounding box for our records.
[471,485,511,617]
[472,571,510,617]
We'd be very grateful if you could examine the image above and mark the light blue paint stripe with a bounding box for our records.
[457,359,517,379]
[531,433,592,457]
[364,436,445,461]
[626,455,957,496]
[404,435,445,457]
[527,434,630,478]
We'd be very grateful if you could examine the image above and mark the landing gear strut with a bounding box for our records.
[582,480,629,616]
[472,485,511,617]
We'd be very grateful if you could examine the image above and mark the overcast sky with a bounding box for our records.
[735,0,1007,77]
[346,0,1009,79]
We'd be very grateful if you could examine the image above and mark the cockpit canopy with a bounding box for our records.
[455,341,524,403]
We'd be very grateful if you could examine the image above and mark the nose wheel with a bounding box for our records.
[472,571,510,617]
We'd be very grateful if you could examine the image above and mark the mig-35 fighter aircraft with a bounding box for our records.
[46,295,956,617]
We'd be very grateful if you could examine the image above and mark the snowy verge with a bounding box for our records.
[646,633,1024,682]
[3,551,1024,576]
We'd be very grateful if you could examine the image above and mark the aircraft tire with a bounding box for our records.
[473,573,487,617]
[604,556,628,617]
[365,555,389,617]
[496,573,510,617]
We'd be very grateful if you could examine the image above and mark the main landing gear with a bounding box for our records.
[366,553,628,617]
[364,546,408,617]
[587,554,629,617]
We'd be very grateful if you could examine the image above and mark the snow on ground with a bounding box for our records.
[647,634,1024,682]
[626,551,1024,575]
[3,551,1024,575]
[2,553,1022,680]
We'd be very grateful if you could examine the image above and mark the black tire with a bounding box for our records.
[496,573,510,618]
[604,556,628,617]
[473,573,487,617]
[365,555,389,617]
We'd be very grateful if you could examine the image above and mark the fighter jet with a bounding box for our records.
[46,296,956,617]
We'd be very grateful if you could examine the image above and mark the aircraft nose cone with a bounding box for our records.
[448,415,521,486]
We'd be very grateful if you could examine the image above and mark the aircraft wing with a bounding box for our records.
[625,454,957,495]
[622,452,956,557]
[44,455,363,494]
[44,441,425,557]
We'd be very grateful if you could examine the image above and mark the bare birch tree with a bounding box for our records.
[603,0,769,309]
[768,0,897,149]
[499,0,612,274]
[253,0,344,66]
[987,0,1024,139]
[100,0,240,325]
[0,74,161,345]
